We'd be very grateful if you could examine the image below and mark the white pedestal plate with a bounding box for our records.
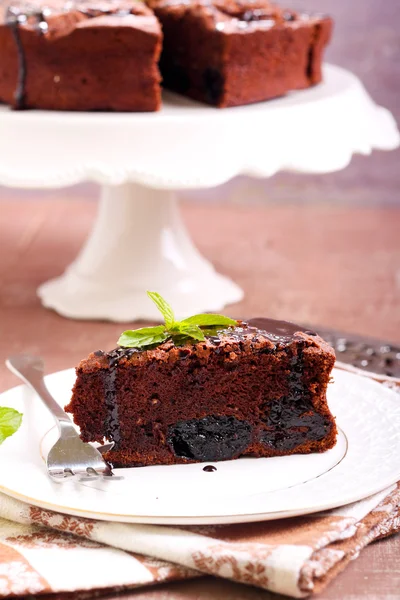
[1,64,399,321]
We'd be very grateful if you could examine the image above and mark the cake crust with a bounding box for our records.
[65,318,337,467]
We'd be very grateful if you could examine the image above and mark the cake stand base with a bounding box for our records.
[37,183,244,322]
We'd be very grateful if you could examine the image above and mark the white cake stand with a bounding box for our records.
[1,64,399,321]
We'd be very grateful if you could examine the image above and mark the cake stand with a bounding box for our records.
[0,64,399,322]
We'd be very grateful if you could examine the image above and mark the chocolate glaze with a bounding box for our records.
[105,318,305,366]
[247,317,304,343]
[199,318,304,350]
[103,348,135,446]
[203,465,217,472]
[103,366,120,445]
[106,347,137,365]
[4,5,47,108]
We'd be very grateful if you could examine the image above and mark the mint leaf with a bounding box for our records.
[0,407,22,444]
[177,323,205,341]
[117,292,237,350]
[147,291,175,329]
[118,326,168,349]
[180,314,237,328]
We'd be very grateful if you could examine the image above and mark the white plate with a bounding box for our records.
[0,368,399,524]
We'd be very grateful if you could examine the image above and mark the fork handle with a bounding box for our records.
[6,355,75,433]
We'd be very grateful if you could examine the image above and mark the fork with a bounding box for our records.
[6,354,115,482]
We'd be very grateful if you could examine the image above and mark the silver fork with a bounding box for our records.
[6,354,115,482]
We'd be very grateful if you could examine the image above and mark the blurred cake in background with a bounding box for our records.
[150,0,332,107]
[0,0,163,111]
[0,0,332,111]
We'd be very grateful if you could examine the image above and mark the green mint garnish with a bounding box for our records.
[117,325,168,349]
[0,407,22,444]
[117,291,237,349]
[146,291,175,329]
[180,314,239,328]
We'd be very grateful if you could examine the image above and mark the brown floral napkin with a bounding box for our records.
[0,372,398,598]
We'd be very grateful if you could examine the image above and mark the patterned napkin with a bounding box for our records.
[0,373,398,598]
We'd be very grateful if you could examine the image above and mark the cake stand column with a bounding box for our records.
[38,183,244,322]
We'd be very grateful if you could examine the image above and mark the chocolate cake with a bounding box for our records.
[0,0,162,110]
[0,0,332,111]
[150,0,332,107]
[65,318,337,467]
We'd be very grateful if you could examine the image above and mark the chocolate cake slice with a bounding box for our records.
[0,0,162,111]
[149,0,332,107]
[65,317,337,467]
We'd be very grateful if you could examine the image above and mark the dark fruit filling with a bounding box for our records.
[260,345,332,451]
[260,397,332,451]
[160,60,191,94]
[203,68,224,104]
[167,415,252,461]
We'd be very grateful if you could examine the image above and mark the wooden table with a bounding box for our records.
[0,197,399,599]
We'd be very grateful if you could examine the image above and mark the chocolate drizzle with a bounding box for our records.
[103,347,136,446]
[6,15,25,107]
[5,4,56,108]
[105,318,305,369]
[247,317,304,343]
[200,318,304,350]
[4,6,45,108]
[103,365,119,444]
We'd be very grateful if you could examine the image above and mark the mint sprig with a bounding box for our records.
[146,292,175,329]
[118,291,237,349]
[118,326,168,349]
[0,407,22,444]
